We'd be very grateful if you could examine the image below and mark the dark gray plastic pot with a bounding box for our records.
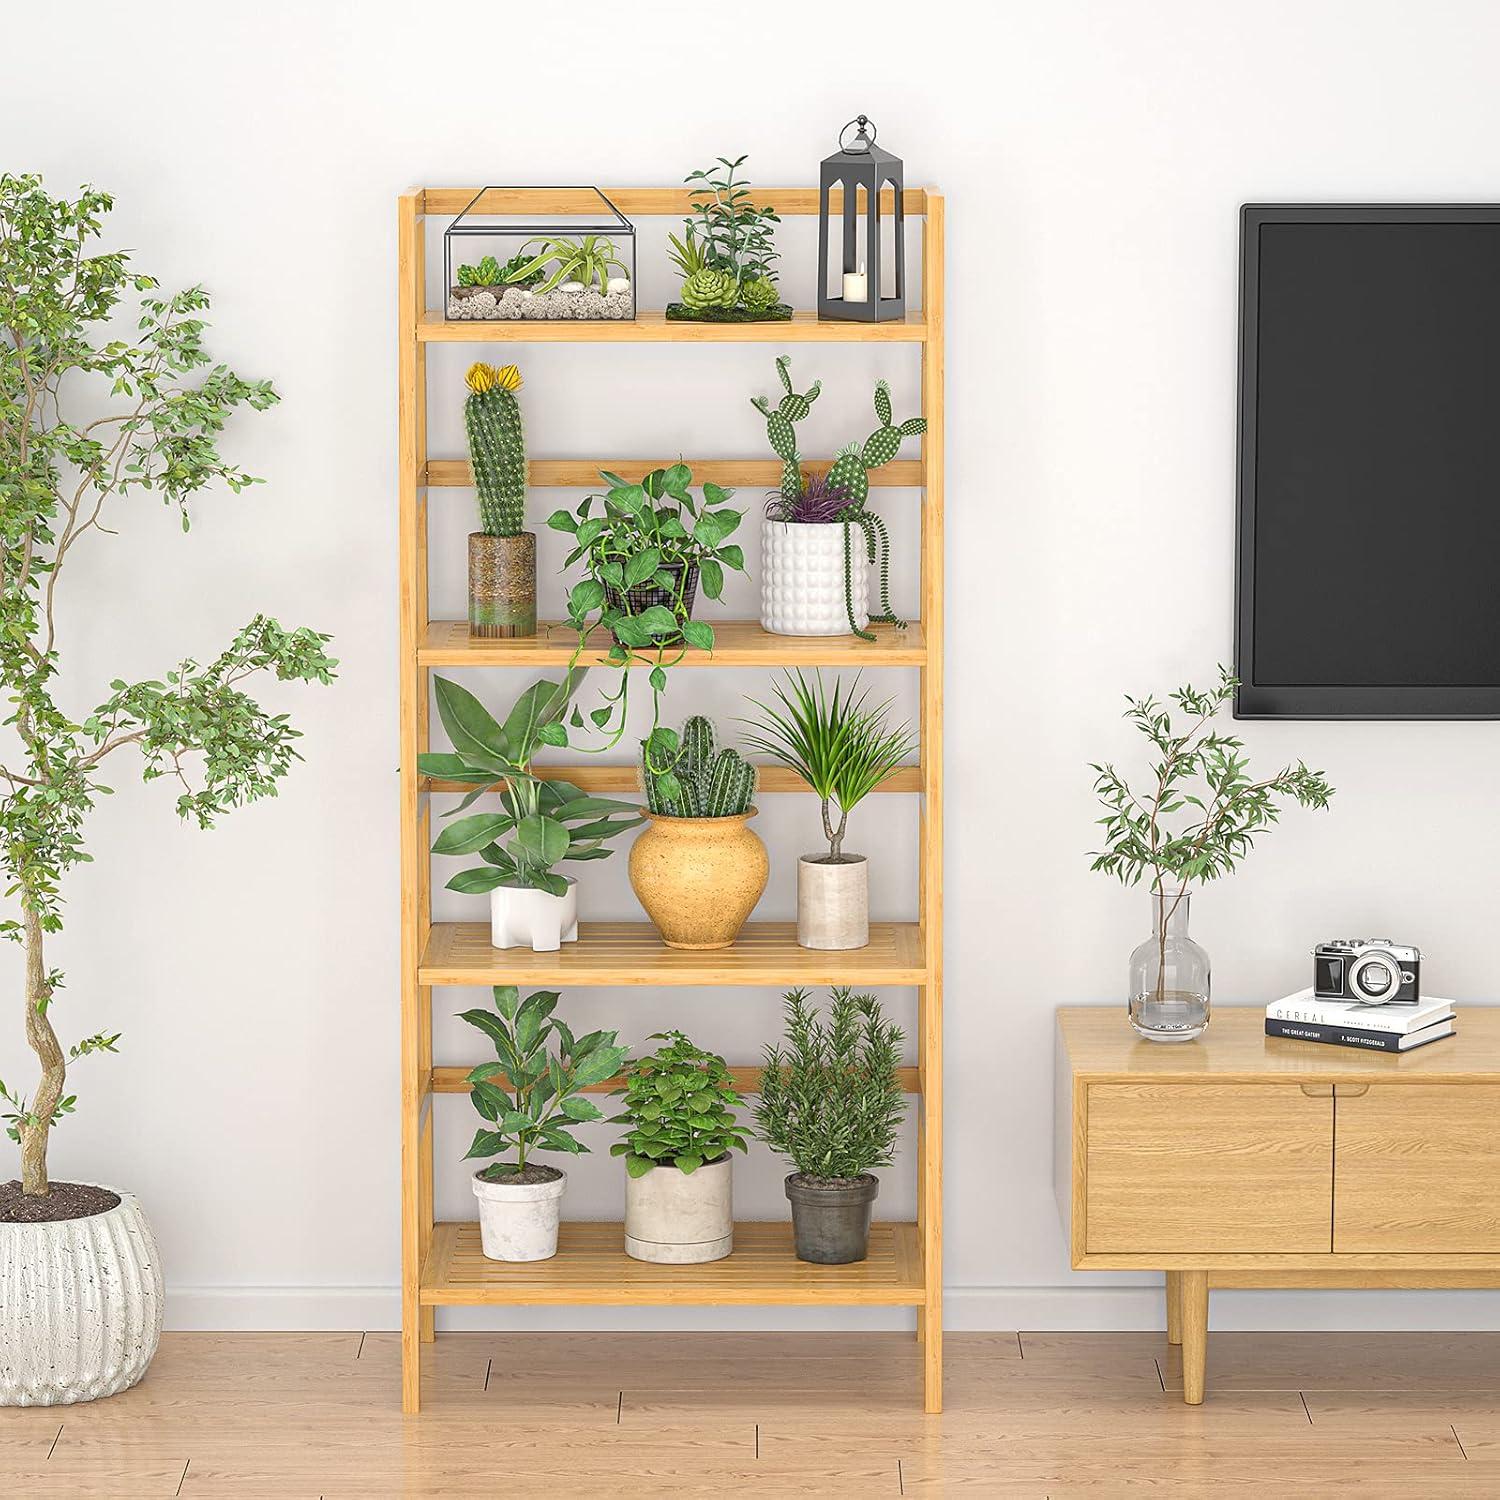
[784,1173,879,1264]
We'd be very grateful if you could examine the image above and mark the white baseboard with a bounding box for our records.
[165,1283,1500,1332]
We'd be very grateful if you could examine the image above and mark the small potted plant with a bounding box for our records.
[752,357,924,639]
[630,715,767,950]
[756,987,907,1264]
[463,362,534,638]
[421,673,642,951]
[462,985,628,1261]
[742,671,916,950]
[549,464,746,773]
[610,1031,749,1263]
[448,240,632,322]
[1090,665,1334,1042]
[666,156,789,322]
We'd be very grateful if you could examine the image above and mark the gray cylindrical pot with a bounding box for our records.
[468,531,537,638]
[797,854,869,950]
[785,1173,880,1264]
[624,1156,733,1264]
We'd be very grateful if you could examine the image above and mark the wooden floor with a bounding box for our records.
[5,1330,1500,1495]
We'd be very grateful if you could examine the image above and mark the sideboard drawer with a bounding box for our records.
[1085,1083,1333,1254]
[1335,1084,1500,1252]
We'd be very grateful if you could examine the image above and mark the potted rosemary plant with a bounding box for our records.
[752,357,923,639]
[610,1031,749,1263]
[1089,666,1334,1041]
[463,362,534,638]
[0,175,336,1406]
[755,988,906,1264]
[630,715,766,950]
[742,671,916,950]
[421,673,641,951]
[462,986,627,1261]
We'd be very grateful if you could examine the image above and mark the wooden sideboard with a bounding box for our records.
[1055,1005,1500,1403]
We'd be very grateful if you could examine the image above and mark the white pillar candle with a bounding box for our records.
[843,264,868,302]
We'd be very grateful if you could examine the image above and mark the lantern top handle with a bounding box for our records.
[839,115,877,154]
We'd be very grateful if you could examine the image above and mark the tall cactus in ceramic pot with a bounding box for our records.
[629,715,767,950]
[465,362,536,638]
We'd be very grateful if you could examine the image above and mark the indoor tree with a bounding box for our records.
[0,175,336,1197]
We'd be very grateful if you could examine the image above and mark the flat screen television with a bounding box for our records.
[1235,204,1500,718]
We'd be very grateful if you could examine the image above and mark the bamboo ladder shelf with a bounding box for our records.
[397,185,945,1413]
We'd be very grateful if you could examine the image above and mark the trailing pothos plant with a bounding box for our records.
[609,1030,749,1177]
[0,175,337,1196]
[461,985,628,1179]
[419,672,641,897]
[547,464,745,775]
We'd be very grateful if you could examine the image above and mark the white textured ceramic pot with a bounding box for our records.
[472,1168,567,1262]
[761,520,868,636]
[797,855,870,950]
[624,1158,733,1264]
[491,877,578,952]
[0,1186,163,1407]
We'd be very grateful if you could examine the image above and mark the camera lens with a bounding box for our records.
[1361,968,1391,995]
[1350,952,1399,1003]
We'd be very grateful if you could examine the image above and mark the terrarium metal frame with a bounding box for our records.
[443,186,637,322]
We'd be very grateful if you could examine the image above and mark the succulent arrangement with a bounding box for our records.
[548,465,746,774]
[753,356,923,640]
[462,986,628,1178]
[666,156,788,322]
[640,714,756,818]
[610,1031,750,1177]
[464,363,526,538]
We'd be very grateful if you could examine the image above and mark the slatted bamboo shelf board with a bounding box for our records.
[398,184,944,1414]
[422,1222,925,1306]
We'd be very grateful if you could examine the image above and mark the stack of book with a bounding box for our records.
[1265,987,1455,1053]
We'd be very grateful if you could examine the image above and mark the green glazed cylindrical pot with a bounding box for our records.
[468,531,537,638]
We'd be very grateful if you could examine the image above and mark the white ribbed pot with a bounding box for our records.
[490,877,577,952]
[761,519,868,636]
[624,1157,733,1263]
[472,1168,567,1262]
[0,1185,163,1407]
[797,854,870,950]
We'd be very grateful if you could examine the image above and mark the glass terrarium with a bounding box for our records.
[443,187,636,322]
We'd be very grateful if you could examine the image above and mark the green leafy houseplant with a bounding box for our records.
[742,671,916,862]
[506,234,627,296]
[0,175,337,1199]
[609,1031,749,1177]
[755,987,906,1181]
[666,156,787,322]
[419,673,641,898]
[548,464,746,775]
[461,986,628,1179]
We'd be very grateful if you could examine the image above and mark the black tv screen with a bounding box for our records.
[1235,205,1500,718]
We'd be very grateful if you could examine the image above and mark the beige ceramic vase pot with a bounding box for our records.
[628,811,769,949]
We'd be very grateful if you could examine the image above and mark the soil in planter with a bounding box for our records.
[0,1179,121,1223]
[665,302,793,322]
[477,1163,564,1186]
[787,1172,877,1192]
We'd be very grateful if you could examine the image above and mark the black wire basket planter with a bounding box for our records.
[605,563,700,646]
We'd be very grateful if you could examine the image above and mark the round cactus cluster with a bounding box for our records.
[641,716,757,818]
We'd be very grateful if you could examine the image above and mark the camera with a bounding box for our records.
[1313,939,1421,1005]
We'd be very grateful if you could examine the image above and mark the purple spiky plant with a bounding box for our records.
[764,471,851,524]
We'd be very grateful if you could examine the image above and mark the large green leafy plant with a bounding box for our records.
[0,176,336,1196]
[755,987,906,1181]
[609,1030,749,1177]
[461,986,628,1178]
[420,673,641,897]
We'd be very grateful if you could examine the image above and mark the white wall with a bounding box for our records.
[8,0,1500,1333]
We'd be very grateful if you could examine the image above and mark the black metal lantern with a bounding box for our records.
[818,115,905,322]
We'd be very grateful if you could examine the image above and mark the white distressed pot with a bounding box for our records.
[490,877,578,951]
[472,1168,567,1261]
[761,520,868,636]
[624,1157,733,1263]
[797,854,870,950]
[0,1185,163,1407]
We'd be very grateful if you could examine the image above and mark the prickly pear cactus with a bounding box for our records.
[740,275,780,316]
[680,268,738,311]
[824,379,927,510]
[464,362,526,537]
[751,356,823,502]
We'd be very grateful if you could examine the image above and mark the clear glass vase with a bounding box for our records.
[1128,889,1211,1042]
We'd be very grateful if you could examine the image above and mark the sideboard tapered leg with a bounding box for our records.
[1180,1271,1209,1404]
[1165,1270,1183,1346]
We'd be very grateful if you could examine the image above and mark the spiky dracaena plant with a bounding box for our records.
[0,175,337,1196]
[463,362,526,538]
[639,715,756,818]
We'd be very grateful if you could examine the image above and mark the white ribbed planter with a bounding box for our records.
[491,877,577,951]
[797,854,870,950]
[0,1186,163,1407]
[472,1168,567,1262]
[624,1157,733,1263]
[761,520,868,635]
